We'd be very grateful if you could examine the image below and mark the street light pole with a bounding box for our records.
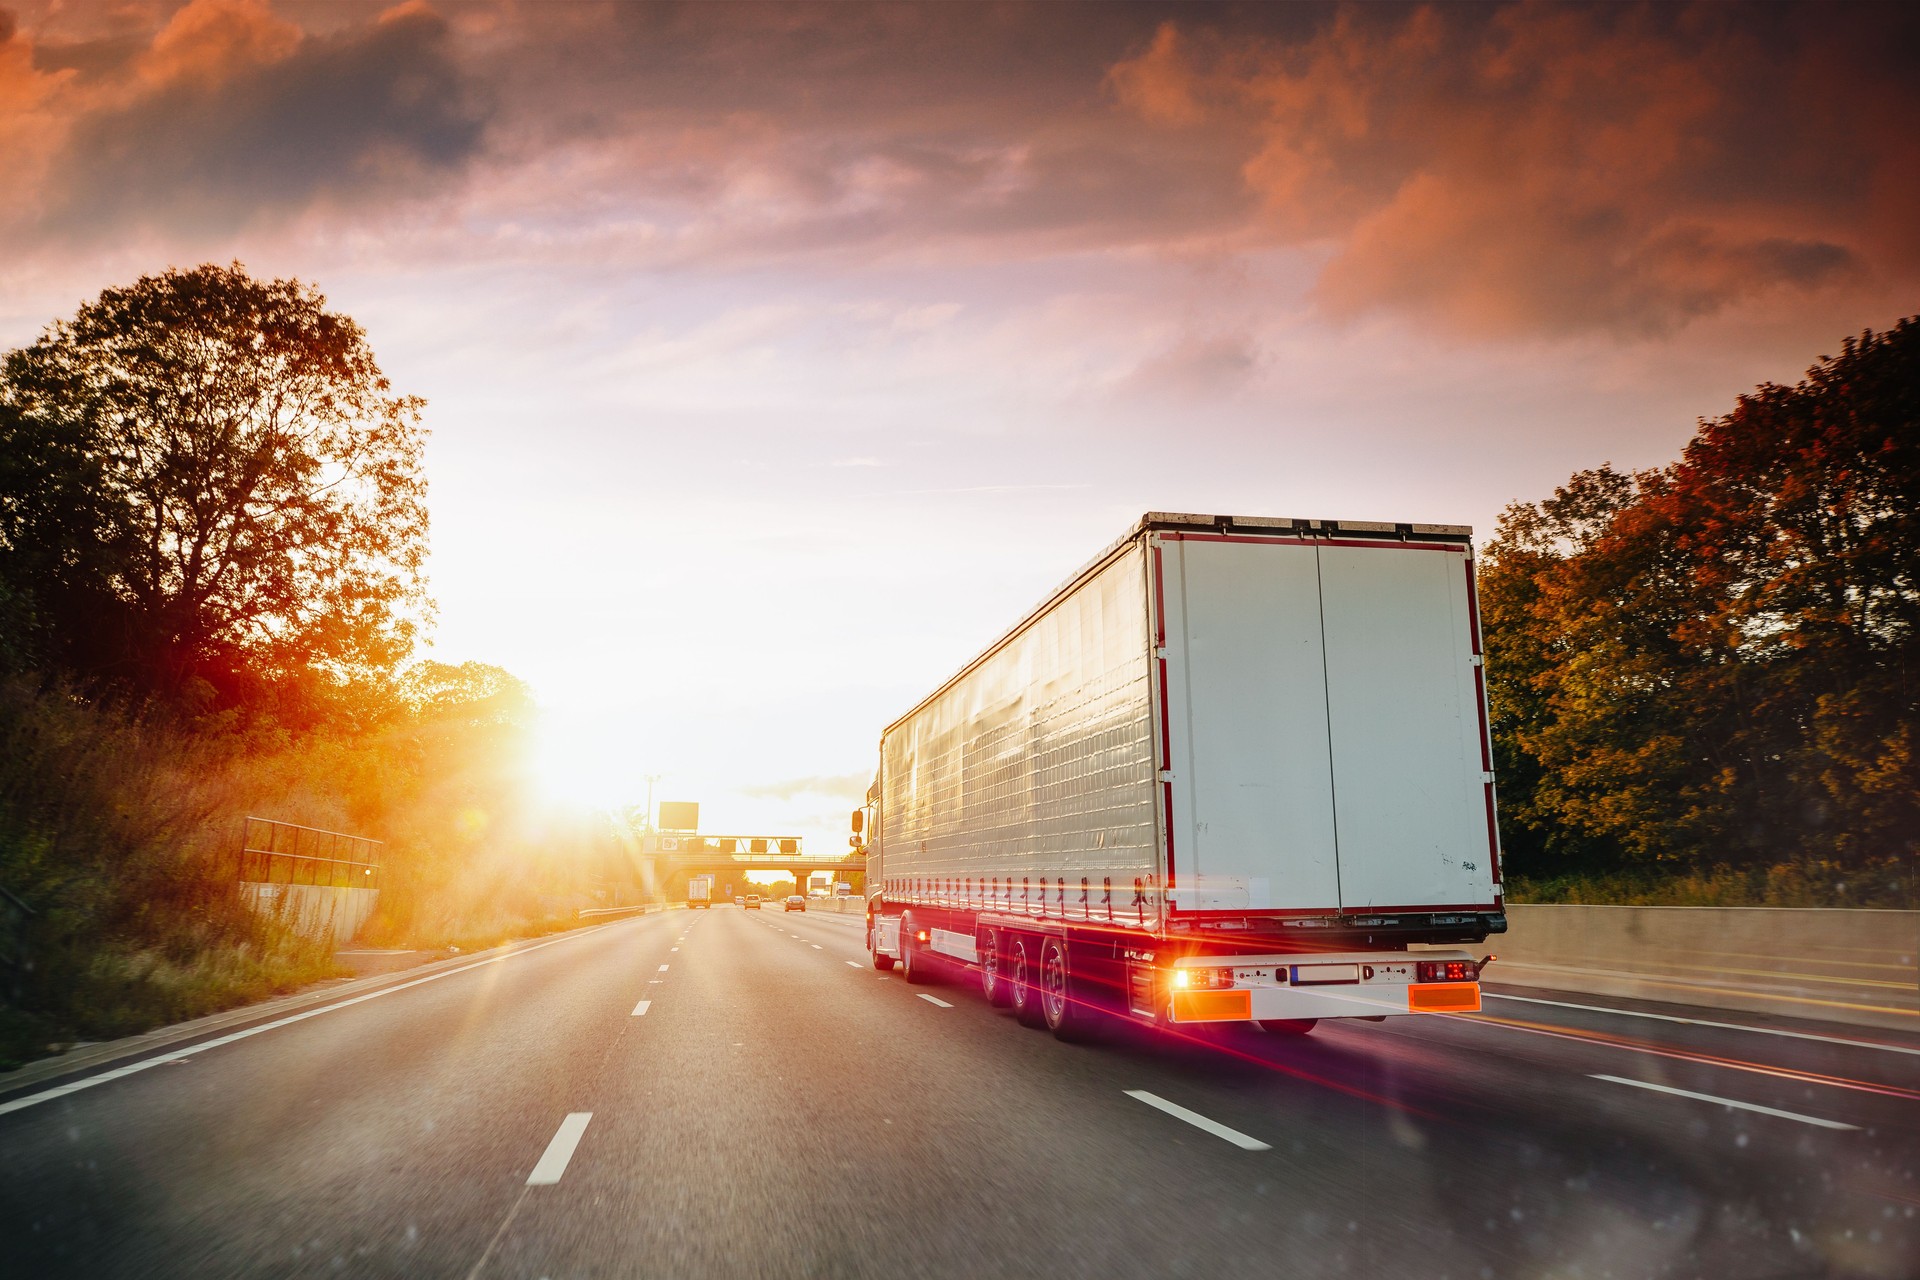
[642,774,662,834]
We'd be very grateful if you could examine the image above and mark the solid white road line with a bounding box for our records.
[917,994,953,1008]
[0,924,632,1119]
[1489,993,1920,1057]
[527,1113,593,1184]
[658,964,669,972]
[1589,1074,1861,1130]
[1124,1090,1272,1151]
[631,1000,651,1016]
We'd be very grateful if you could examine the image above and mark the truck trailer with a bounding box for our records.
[858,512,1505,1039]
[687,875,713,909]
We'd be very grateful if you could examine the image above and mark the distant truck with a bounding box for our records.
[687,875,713,910]
[858,513,1504,1039]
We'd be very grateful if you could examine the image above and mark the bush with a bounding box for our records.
[0,674,635,1068]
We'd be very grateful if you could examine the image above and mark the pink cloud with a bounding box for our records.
[1107,3,1916,336]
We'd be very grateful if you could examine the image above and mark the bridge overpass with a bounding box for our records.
[644,835,865,899]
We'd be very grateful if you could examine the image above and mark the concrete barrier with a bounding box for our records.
[1454,904,1919,1031]
[242,883,378,943]
[578,903,670,919]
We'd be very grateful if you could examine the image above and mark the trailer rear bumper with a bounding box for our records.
[1169,982,1479,1022]
[1161,950,1482,1023]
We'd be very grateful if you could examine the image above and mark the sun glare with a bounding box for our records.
[530,715,635,811]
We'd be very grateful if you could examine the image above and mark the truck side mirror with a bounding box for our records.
[850,809,864,835]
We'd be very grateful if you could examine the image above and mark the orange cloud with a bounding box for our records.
[137,0,299,90]
[1105,22,1204,127]
[21,0,485,241]
[1108,2,1917,336]
[0,8,72,220]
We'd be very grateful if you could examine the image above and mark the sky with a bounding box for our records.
[2,0,1917,858]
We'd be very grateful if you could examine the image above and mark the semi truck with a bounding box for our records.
[856,512,1504,1040]
[687,875,713,909]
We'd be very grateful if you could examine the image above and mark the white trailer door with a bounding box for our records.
[1316,544,1491,910]
[1161,538,1339,912]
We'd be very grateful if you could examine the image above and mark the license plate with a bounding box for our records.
[1290,963,1361,985]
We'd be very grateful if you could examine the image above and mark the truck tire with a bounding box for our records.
[869,920,895,971]
[1040,937,1092,1042]
[980,930,1011,1007]
[899,913,929,984]
[1258,1019,1318,1036]
[1008,935,1044,1027]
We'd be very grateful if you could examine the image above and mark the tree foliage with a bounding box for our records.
[1484,319,1920,878]
[0,263,429,705]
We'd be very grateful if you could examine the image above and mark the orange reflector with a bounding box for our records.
[1409,982,1480,1012]
[1171,989,1252,1022]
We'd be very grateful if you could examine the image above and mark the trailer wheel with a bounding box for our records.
[869,919,895,971]
[1040,937,1091,1042]
[1258,1019,1318,1036]
[899,913,929,984]
[1008,935,1044,1027]
[980,930,1010,1007]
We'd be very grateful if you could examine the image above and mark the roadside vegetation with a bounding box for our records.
[0,266,640,1068]
[1482,319,1919,909]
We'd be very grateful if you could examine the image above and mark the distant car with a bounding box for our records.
[734,896,745,907]
[746,895,762,909]
[784,894,806,912]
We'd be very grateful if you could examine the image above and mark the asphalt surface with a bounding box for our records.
[2,905,1916,1279]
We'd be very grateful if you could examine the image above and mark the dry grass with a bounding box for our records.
[0,677,637,1069]
[1507,858,1918,909]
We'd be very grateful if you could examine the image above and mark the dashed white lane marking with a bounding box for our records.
[1589,1075,1860,1129]
[527,1113,593,1184]
[631,1000,651,1016]
[671,947,680,952]
[1124,1090,1272,1151]
[846,961,862,968]
[918,994,953,1008]
[0,923,631,1119]
[1489,994,1920,1057]
[812,945,823,950]
[658,964,670,972]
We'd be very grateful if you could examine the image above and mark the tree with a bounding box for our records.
[1481,318,1920,882]
[1668,319,1920,862]
[402,661,535,727]
[1481,465,1736,872]
[0,263,429,702]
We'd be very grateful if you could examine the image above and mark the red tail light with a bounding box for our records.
[1417,960,1474,983]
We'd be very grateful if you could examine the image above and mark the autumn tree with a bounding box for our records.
[0,264,429,706]
[1482,319,1920,883]
[1668,320,1920,862]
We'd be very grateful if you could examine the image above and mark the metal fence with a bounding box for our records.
[239,817,384,890]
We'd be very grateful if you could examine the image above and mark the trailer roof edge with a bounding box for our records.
[879,513,1474,738]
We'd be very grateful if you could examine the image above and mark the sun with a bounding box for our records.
[528,714,636,811]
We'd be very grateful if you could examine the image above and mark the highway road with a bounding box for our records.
[2,905,1916,1279]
